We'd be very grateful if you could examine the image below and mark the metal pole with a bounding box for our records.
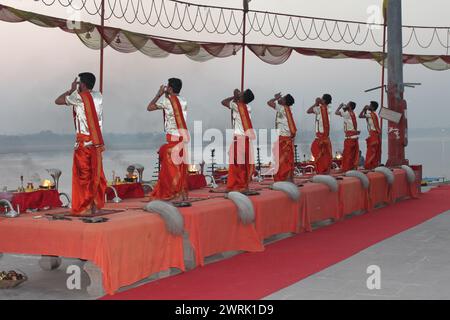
[99,0,105,93]
[386,0,407,166]
[240,0,249,92]
[379,5,387,155]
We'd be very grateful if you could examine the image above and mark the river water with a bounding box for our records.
[0,137,448,195]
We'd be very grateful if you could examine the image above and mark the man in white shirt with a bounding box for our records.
[267,92,297,182]
[307,94,333,174]
[55,72,107,215]
[335,101,360,172]
[221,88,256,192]
[147,78,189,201]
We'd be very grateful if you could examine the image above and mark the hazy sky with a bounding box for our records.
[1,0,450,135]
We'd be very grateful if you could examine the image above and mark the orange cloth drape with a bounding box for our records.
[342,138,360,172]
[273,136,295,182]
[180,196,264,266]
[337,177,369,219]
[0,211,185,295]
[169,95,190,142]
[237,102,256,140]
[151,134,188,200]
[284,105,297,137]
[370,111,381,134]
[227,135,254,191]
[319,104,330,137]
[79,91,104,147]
[365,131,381,170]
[300,181,339,229]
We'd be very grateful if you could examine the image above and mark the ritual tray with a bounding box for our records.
[80,217,109,224]
[46,209,125,218]
[208,188,262,194]
[0,270,27,289]
[0,277,27,289]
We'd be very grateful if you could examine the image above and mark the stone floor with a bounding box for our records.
[265,210,450,300]
[2,187,450,300]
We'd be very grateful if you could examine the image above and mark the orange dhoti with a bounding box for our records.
[72,134,107,215]
[311,134,333,174]
[342,138,360,172]
[151,134,188,200]
[365,131,381,170]
[273,136,295,182]
[227,135,254,192]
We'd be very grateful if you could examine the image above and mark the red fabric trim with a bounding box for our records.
[79,91,104,147]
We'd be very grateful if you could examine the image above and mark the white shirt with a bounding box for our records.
[275,102,293,137]
[156,95,188,137]
[231,101,252,136]
[313,105,330,134]
[339,109,359,139]
[365,110,379,132]
[65,90,103,137]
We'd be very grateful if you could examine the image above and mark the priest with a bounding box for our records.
[307,94,333,174]
[55,72,107,215]
[221,89,256,192]
[147,78,189,201]
[267,92,297,182]
[335,101,360,172]
[359,101,382,169]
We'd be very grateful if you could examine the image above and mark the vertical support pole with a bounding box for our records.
[386,0,408,166]
[379,4,387,154]
[99,0,105,93]
[240,0,249,92]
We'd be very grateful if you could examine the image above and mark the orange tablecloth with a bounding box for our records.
[189,183,306,242]
[0,210,184,295]
[367,172,390,208]
[106,195,264,267]
[300,182,339,227]
[367,169,416,209]
[179,194,264,266]
[391,169,418,201]
[337,177,368,218]
[0,168,417,294]
[250,188,303,240]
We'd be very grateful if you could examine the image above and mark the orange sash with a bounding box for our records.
[369,111,381,134]
[169,95,190,142]
[318,104,330,137]
[345,110,359,138]
[79,91,104,147]
[237,102,256,140]
[284,105,297,137]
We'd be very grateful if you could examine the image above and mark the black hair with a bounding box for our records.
[285,94,295,107]
[168,78,182,94]
[370,101,379,111]
[322,93,332,105]
[349,101,357,110]
[78,72,96,90]
[243,89,255,104]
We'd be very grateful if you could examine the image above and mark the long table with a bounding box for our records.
[0,168,417,295]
